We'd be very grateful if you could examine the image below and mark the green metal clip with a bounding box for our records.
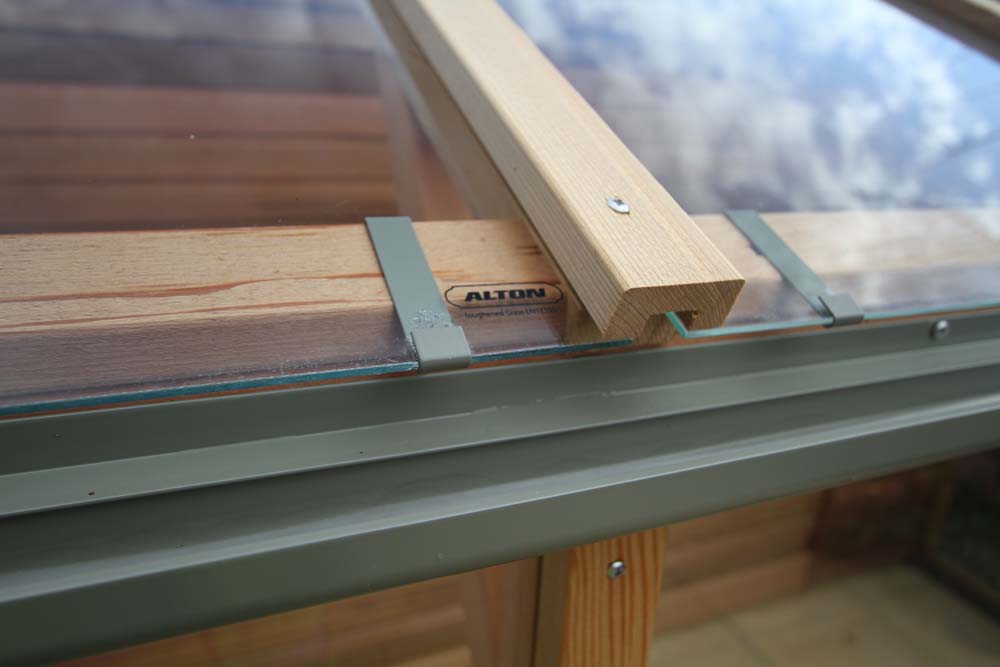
[725,209,864,326]
[365,216,471,371]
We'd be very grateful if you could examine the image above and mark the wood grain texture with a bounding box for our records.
[0,30,379,94]
[535,527,668,667]
[667,494,823,547]
[375,49,470,220]
[656,551,816,632]
[4,209,998,406]
[367,0,624,344]
[0,84,386,136]
[364,0,524,222]
[58,574,466,667]
[0,220,568,404]
[0,81,396,231]
[0,221,547,334]
[0,0,375,50]
[463,559,539,667]
[662,505,819,589]
[394,0,744,339]
[0,181,396,230]
[3,210,993,332]
[2,135,392,184]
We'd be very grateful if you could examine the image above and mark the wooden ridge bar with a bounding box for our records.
[392,0,744,339]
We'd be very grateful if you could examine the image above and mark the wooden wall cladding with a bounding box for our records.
[0,0,404,231]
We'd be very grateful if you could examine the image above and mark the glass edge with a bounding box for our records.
[669,298,1000,339]
[666,311,833,339]
[0,361,420,418]
[0,339,635,417]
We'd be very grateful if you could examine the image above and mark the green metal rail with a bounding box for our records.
[2,313,1000,664]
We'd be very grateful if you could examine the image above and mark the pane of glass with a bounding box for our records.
[4,0,1000,415]
[775,208,1000,318]
[499,0,1000,215]
[499,0,1000,336]
[676,215,830,338]
[0,2,618,415]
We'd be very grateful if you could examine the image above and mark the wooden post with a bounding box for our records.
[534,527,668,667]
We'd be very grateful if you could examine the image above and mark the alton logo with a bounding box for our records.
[445,282,563,309]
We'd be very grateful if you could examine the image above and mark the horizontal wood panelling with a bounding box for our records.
[694,209,1000,278]
[0,30,378,94]
[59,575,466,667]
[0,181,396,230]
[667,494,823,546]
[656,551,817,632]
[3,210,995,404]
[0,0,375,50]
[0,222,532,334]
[0,220,560,403]
[662,508,818,589]
[2,135,392,184]
[0,84,386,136]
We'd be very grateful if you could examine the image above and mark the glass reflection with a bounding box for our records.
[500,0,1000,214]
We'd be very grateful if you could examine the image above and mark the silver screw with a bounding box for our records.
[607,559,626,579]
[931,320,950,340]
[607,197,630,214]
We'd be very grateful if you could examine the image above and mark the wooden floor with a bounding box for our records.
[650,565,1000,667]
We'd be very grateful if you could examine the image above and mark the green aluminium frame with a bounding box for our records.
[2,312,1000,664]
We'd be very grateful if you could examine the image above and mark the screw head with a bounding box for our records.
[607,559,626,579]
[931,320,950,340]
[607,197,630,214]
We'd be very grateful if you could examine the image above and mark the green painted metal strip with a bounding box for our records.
[725,209,864,326]
[365,216,470,371]
[2,312,1000,663]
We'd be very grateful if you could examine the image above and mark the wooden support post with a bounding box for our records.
[534,527,668,667]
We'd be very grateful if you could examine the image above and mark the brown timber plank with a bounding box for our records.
[58,575,466,667]
[0,181,396,230]
[0,84,386,136]
[667,494,824,547]
[656,551,816,632]
[0,31,379,94]
[0,219,563,404]
[0,0,375,50]
[2,209,996,405]
[662,507,820,589]
[1,135,392,184]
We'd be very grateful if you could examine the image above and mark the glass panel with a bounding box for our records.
[4,0,1000,415]
[675,215,829,338]
[499,0,1000,215]
[0,1,624,416]
[781,209,1000,318]
[499,0,1000,337]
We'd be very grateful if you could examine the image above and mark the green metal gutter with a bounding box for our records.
[1,313,999,664]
